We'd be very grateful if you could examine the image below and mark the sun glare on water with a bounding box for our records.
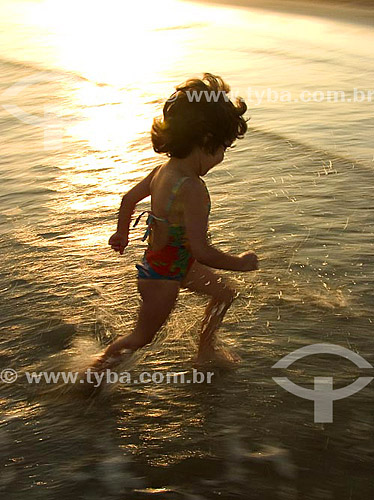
[0,0,235,242]
[24,0,228,86]
[17,0,239,156]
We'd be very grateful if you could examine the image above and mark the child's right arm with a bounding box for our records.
[109,166,160,254]
[184,180,258,272]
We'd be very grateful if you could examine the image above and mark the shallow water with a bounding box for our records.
[1,1,374,499]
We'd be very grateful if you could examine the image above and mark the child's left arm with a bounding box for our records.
[109,166,160,254]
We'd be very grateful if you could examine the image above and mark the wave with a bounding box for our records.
[241,47,371,73]
[0,56,110,88]
[249,126,372,172]
[194,0,374,27]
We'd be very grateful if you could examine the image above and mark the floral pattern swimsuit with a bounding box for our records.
[134,176,210,281]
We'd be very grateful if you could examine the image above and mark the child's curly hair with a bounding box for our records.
[151,73,247,158]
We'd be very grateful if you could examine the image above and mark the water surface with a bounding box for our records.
[1,1,374,498]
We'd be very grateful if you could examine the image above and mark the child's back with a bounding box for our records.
[135,158,210,281]
[147,161,210,250]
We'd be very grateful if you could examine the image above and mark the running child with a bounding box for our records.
[94,73,258,370]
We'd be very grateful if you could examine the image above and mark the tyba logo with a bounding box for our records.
[272,344,373,423]
[1,72,75,151]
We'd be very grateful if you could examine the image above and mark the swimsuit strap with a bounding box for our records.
[133,211,167,242]
[165,176,190,216]
[133,176,199,242]
[132,210,148,228]
[133,210,166,228]
[133,176,190,227]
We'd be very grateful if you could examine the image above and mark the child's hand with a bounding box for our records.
[238,251,259,271]
[108,231,128,255]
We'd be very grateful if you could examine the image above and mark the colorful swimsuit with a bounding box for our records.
[134,176,210,281]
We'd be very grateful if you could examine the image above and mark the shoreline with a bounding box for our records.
[185,0,374,26]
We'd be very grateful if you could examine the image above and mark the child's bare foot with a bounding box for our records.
[194,347,241,369]
[90,351,127,373]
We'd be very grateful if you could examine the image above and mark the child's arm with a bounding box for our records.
[109,166,160,254]
[116,166,160,234]
[184,180,258,272]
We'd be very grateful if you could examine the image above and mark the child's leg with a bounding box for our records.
[98,279,180,363]
[181,261,237,362]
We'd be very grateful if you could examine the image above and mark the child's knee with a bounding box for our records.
[215,285,237,308]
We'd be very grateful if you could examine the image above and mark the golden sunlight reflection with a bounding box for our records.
[66,83,152,153]
[68,196,114,213]
[31,0,246,227]
[68,225,111,249]
[22,0,241,169]
[67,215,145,248]
[25,0,203,85]
[15,0,249,162]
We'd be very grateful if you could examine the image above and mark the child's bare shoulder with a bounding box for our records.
[181,176,204,190]
[181,177,208,203]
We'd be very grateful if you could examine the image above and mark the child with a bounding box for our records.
[94,73,258,370]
